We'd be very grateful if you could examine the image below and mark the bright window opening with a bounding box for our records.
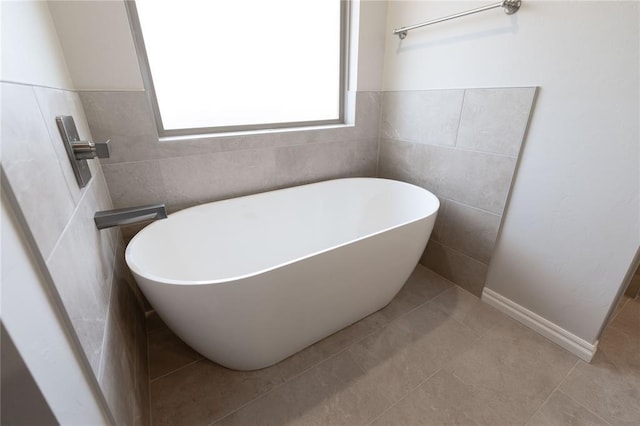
[130,0,345,135]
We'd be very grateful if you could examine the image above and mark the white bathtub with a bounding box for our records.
[126,178,439,370]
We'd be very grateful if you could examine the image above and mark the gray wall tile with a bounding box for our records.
[1,82,76,258]
[378,87,535,294]
[4,81,148,424]
[457,88,536,156]
[380,139,517,214]
[421,240,488,297]
[79,91,381,163]
[275,139,377,188]
[45,177,118,373]
[32,86,97,204]
[159,148,278,210]
[381,90,463,146]
[102,160,167,209]
[80,91,160,164]
[435,200,501,263]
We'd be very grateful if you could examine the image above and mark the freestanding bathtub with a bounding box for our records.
[126,178,439,370]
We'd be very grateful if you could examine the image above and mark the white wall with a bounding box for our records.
[47,0,387,92]
[47,0,144,91]
[0,0,73,90]
[383,1,639,343]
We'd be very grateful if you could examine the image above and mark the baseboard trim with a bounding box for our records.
[481,288,597,362]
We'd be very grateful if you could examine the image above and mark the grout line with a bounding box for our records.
[211,281,453,424]
[149,358,201,384]
[366,368,441,425]
[524,359,581,424]
[453,90,466,148]
[384,135,519,159]
[558,389,613,426]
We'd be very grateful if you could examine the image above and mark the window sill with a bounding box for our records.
[159,123,355,143]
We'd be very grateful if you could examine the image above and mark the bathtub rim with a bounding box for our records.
[125,178,439,286]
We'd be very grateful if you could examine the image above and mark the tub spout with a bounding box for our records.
[94,203,167,230]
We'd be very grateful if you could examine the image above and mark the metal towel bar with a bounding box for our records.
[393,0,521,39]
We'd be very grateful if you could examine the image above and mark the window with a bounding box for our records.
[127,0,347,136]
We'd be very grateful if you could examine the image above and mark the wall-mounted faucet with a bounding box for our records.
[94,204,168,230]
[56,115,110,188]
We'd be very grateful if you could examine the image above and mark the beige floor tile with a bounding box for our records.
[526,390,609,426]
[275,312,384,381]
[559,296,640,425]
[429,286,506,336]
[607,296,639,337]
[349,303,478,402]
[560,354,640,425]
[148,328,200,380]
[444,318,578,423]
[150,359,284,425]
[373,265,453,322]
[373,369,532,425]
[216,351,392,426]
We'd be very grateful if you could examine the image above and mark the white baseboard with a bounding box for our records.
[481,288,598,362]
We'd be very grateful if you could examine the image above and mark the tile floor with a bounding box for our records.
[146,265,640,425]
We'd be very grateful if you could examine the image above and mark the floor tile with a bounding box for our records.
[560,346,640,425]
[216,351,391,425]
[373,265,453,322]
[526,390,609,426]
[148,328,200,380]
[373,369,524,425]
[349,303,478,402]
[275,313,384,381]
[559,297,639,425]
[150,359,284,425]
[444,318,578,423]
[428,285,506,336]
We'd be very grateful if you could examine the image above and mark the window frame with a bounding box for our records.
[125,0,349,137]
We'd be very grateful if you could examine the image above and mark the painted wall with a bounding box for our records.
[0,1,149,423]
[0,0,73,89]
[382,1,639,343]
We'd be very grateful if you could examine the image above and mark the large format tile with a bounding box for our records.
[444,318,578,423]
[46,178,117,374]
[274,139,376,189]
[275,313,384,382]
[349,302,478,402]
[159,148,279,210]
[373,369,524,425]
[99,304,137,426]
[434,199,501,263]
[559,298,640,425]
[217,351,391,426]
[457,87,536,157]
[150,359,284,425]
[1,82,76,258]
[379,139,517,214]
[33,86,98,203]
[80,91,160,164]
[526,390,608,426]
[429,286,506,336]
[102,160,167,209]
[421,240,488,296]
[381,90,464,146]
[373,264,453,323]
[148,328,200,381]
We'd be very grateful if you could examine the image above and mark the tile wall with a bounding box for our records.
[1,82,149,425]
[80,91,381,240]
[379,88,536,296]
